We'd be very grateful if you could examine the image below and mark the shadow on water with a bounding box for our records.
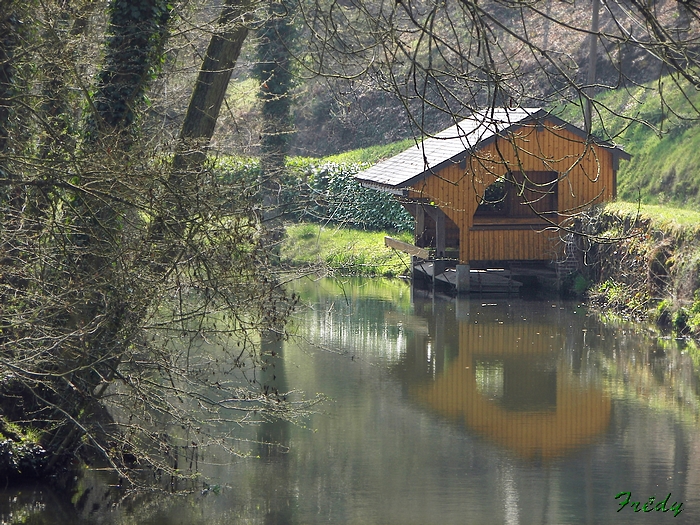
[0,483,79,524]
[256,329,296,525]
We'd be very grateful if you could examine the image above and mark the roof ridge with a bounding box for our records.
[355,107,628,190]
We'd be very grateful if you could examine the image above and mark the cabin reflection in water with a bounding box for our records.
[407,299,611,460]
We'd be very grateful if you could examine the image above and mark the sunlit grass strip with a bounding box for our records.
[282,223,414,277]
[603,201,700,233]
[320,138,415,165]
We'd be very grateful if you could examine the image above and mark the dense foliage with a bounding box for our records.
[217,156,414,232]
[301,161,413,232]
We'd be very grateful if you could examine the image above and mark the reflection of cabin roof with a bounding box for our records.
[356,107,630,192]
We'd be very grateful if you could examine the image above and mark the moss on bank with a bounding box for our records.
[582,202,700,336]
[0,417,47,479]
[282,223,413,277]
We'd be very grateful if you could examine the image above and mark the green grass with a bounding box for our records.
[0,417,42,444]
[558,76,700,208]
[603,201,700,234]
[282,223,414,277]
[216,138,415,174]
[321,138,415,165]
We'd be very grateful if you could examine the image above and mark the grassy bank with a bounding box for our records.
[280,203,700,339]
[282,223,414,277]
[584,202,700,335]
[320,139,415,165]
[602,201,700,232]
[556,74,700,209]
[0,417,47,480]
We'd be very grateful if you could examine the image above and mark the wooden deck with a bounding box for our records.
[414,262,523,294]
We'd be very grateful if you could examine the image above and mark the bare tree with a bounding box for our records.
[297,0,700,134]
[0,0,317,488]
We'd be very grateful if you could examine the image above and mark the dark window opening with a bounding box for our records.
[473,171,558,227]
[474,178,507,216]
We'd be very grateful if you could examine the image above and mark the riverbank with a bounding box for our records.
[579,202,700,336]
[282,223,412,277]
[283,203,700,336]
[0,418,48,480]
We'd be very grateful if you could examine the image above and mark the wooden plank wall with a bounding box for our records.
[408,120,616,263]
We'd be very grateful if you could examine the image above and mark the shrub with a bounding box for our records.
[652,299,673,327]
[303,162,413,232]
[672,308,690,334]
[215,156,414,233]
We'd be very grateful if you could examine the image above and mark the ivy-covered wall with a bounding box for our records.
[217,157,414,233]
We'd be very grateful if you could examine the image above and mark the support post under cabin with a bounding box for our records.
[456,264,470,294]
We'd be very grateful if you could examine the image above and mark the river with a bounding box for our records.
[4,277,700,524]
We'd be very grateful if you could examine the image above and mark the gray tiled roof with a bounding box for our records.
[355,108,546,189]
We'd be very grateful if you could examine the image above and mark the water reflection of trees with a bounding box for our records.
[293,279,700,453]
[292,277,413,362]
[593,324,700,424]
[10,279,700,523]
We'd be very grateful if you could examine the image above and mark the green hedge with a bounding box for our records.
[215,157,414,232]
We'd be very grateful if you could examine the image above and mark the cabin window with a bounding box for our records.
[473,171,558,228]
[474,178,507,216]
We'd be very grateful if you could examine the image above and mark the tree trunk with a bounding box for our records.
[173,0,250,174]
[255,0,295,256]
[152,0,249,240]
[40,0,173,466]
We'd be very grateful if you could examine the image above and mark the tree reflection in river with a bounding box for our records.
[4,277,700,524]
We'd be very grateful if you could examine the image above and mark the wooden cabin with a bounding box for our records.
[357,108,630,267]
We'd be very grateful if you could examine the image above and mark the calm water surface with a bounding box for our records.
[5,277,700,524]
